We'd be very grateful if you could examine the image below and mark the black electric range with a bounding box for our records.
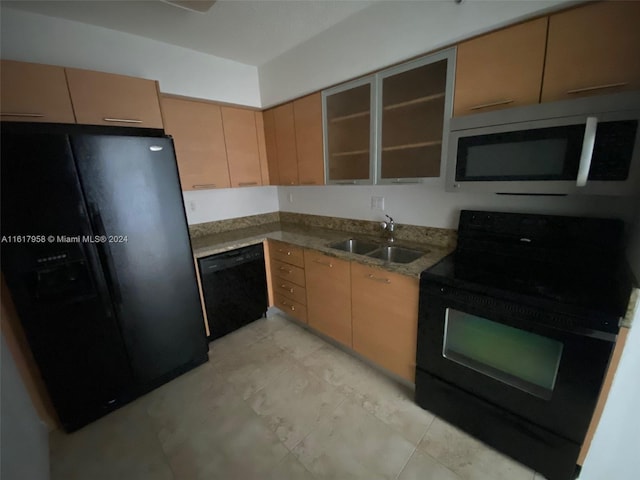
[415,210,634,480]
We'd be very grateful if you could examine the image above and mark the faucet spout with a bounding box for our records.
[382,215,395,243]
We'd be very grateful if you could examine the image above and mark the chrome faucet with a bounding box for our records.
[381,214,395,243]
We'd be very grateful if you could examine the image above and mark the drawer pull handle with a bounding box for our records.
[1,112,45,118]
[278,249,292,255]
[567,82,628,95]
[281,300,295,311]
[280,284,294,293]
[192,184,217,189]
[367,274,391,284]
[314,260,333,267]
[103,117,143,124]
[239,181,258,186]
[469,99,514,111]
[279,267,292,273]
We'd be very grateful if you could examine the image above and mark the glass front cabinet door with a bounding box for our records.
[322,48,455,185]
[377,49,455,184]
[323,77,376,184]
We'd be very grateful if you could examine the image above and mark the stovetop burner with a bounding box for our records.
[422,210,634,326]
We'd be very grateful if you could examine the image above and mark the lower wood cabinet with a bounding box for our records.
[351,262,419,382]
[268,240,307,324]
[304,250,352,347]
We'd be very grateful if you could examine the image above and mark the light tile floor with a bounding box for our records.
[50,314,543,480]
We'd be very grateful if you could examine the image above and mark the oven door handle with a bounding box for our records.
[576,116,598,187]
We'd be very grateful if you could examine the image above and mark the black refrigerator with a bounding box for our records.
[1,123,208,432]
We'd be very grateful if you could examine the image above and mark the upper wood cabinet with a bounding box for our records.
[160,96,230,190]
[254,112,272,185]
[262,109,281,185]
[378,51,453,182]
[293,93,325,185]
[220,106,264,188]
[65,68,163,128]
[542,1,640,102]
[0,60,76,124]
[304,249,352,347]
[453,17,548,116]
[272,103,299,185]
[324,78,375,184]
[351,263,419,382]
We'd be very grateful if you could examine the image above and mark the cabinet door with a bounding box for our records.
[378,50,454,182]
[262,109,280,185]
[351,263,419,382]
[454,18,548,116]
[255,112,272,185]
[304,250,351,347]
[293,93,325,185]
[221,106,263,188]
[0,60,76,124]
[273,103,299,185]
[542,2,640,102]
[65,68,163,128]
[323,78,375,184]
[160,97,230,190]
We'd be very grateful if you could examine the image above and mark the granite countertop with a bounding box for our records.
[191,221,454,278]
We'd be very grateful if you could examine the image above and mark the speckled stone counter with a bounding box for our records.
[622,288,639,328]
[190,221,454,279]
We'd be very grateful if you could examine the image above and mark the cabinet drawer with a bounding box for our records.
[273,280,307,305]
[270,241,304,267]
[274,293,307,323]
[271,259,306,287]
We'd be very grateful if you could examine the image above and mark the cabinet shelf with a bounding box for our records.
[382,141,441,152]
[331,149,369,157]
[329,110,370,123]
[383,92,446,111]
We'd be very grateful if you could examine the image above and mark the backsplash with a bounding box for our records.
[189,212,280,238]
[190,211,456,248]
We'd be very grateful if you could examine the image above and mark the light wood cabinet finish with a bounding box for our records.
[293,93,325,185]
[0,60,76,124]
[262,109,280,185]
[270,240,304,268]
[271,259,306,288]
[255,112,272,185]
[542,1,640,102]
[274,294,307,323]
[160,96,230,190]
[66,68,163,128]
[221,106,263,187]
[304,250,352,347]
[454,17,548,116]
[273,103,299,185]
[273,280,307,306]
[351,263,419,382]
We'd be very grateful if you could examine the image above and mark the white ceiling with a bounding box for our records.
[2,0,375,66]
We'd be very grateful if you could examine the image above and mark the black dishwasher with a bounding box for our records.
[198,244,268,340]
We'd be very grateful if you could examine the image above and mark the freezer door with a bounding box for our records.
[0,130,134,431]
[70,135,207,387]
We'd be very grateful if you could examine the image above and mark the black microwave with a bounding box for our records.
[446,92,640,195]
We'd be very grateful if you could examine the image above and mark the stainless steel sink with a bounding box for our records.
[327,238,380,255]
[366,246,426,264]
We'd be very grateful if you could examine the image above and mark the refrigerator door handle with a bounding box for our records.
[88,204,122,306]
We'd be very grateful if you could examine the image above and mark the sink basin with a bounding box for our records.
[366,246,426,264]
[327,238,380,255]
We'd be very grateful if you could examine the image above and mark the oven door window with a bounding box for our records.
[443,309,563,400]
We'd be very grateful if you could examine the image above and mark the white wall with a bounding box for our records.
[258,0,570,106]
[0,335,50,480]
[0,8,261,107]
[279,182,638,229]
[183,186,279,224]
[580,304,640,480]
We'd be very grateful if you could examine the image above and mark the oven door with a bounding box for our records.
[416,282,616,444]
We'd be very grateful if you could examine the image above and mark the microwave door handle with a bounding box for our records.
[576,116,598,187]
